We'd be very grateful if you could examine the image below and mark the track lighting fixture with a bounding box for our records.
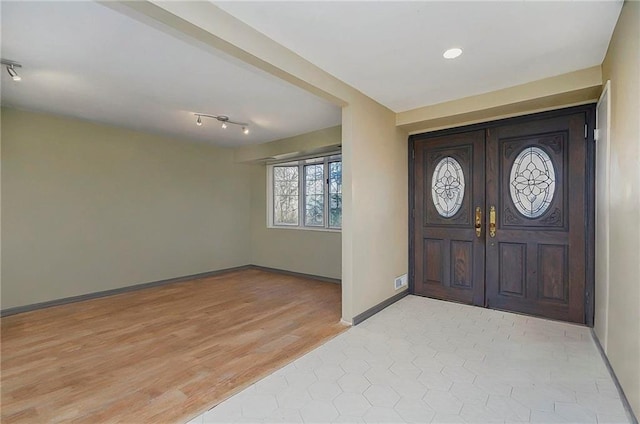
[1,59,22,82]
[194,113,249,135]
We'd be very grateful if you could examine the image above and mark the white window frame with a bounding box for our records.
[267,154,342,232]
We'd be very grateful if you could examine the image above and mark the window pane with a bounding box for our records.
[329,161,342,228]
[304,164,324,226]
[274,166,298,225]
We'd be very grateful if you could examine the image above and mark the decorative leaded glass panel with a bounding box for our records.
[509,147,556,218]
[431,156,465,218]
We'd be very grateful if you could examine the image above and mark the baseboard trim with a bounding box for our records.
[1,265,341,318]
[591,329,638,424]
[352,290,409,326]
[0,265,251,317]
[249,265,341,284]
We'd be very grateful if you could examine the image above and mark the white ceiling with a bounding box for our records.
[0,1,341,146]
[215,1,623,112]
[1,2,623,146]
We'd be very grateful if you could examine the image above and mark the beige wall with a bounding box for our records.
[343,102,409,318]
[1,108,252,309]
[245,126,342,279]
[599,1,640,415]
[249,165,341,279]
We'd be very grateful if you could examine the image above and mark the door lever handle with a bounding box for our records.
[475,207,482,238]
[489,205,497,238]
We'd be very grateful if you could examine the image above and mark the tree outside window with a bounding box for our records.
[270,155,341,230]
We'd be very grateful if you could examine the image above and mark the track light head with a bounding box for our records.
[196,115,202,126]
[243,126,249,135]
[7,65,21,81]
[217,116,229,129]
[2,59,22,82]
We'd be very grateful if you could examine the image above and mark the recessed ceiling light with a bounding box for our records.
[443,48,463,59]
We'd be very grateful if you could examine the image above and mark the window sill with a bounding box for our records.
[267,225,341,233]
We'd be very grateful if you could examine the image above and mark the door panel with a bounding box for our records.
[498,242,526,296]
[424,239,443,284]
[485,113,587,323]
[410,107,592,325]
[538,244,568,302]
[414,130,485,305]
[451,240,473,288]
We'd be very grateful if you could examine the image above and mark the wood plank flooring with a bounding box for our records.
[1,268,345,423]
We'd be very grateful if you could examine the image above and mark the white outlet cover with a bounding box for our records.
[395,274,408,289]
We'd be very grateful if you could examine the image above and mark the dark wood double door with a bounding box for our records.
[410,107,593,324]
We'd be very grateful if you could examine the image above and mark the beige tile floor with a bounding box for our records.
[187,295,632,424]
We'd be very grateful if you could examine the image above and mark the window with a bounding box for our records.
[269,155,341,230]
[273,166,299,225]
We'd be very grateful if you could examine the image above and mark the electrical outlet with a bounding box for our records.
[394,274,408,290]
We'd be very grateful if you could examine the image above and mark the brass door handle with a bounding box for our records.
[489,205,496,238]
[475,207,482,238]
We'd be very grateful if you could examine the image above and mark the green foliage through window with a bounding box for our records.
[328,161,342,228]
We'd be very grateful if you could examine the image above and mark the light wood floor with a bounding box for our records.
[1,268,345,423]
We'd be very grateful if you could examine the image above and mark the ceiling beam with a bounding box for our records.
[100,1,377,109]
[397,66,602,133]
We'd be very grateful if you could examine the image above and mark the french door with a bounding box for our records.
[410,107,593,324]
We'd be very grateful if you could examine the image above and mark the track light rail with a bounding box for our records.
[194,113,250,134]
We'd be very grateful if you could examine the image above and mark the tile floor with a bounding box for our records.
[187,295,632,423]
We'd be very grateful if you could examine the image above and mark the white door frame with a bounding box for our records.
[594,80,611,351]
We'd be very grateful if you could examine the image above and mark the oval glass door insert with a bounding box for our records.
[431,156,465,218]
[509,146,556,218]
